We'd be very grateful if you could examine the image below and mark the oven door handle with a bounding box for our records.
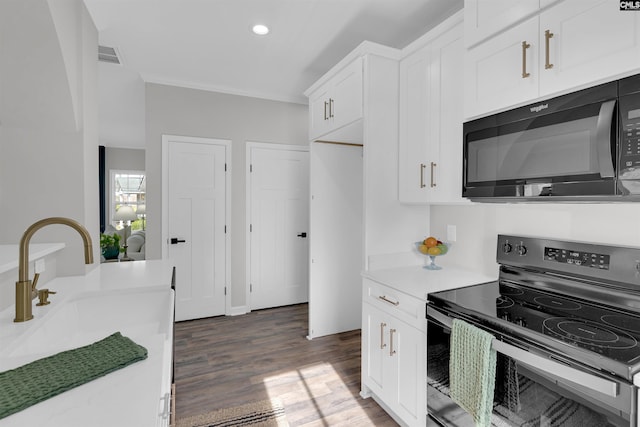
[595,99,616,178]
[427,306,619,398]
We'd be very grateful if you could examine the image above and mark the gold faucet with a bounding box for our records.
[14,217,94,322]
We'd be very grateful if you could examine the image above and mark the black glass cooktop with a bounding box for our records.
[428,280,640,367]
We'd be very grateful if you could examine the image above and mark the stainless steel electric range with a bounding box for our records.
[427,235,640,427]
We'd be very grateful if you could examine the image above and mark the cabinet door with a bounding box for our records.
[464,0,541,48]
[309,85,332,141]
[399,45,430,203]
[362,303,387,396]
[464,15,539,119]
[539,0,640,97]
[331,57,363,132]
[390,320,426,426]
[428,26,467,204]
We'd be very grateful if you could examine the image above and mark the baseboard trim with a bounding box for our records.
[228,305,249,316]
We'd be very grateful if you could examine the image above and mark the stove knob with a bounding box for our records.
[516,243,527,256]
[502,242,513,254]
[500,312,511,322]
[515,317,527,327]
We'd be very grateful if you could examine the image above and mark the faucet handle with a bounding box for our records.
[36,288,56,306]
[30,273,41,299]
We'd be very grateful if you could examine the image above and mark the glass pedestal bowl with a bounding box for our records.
[415,242,448,270]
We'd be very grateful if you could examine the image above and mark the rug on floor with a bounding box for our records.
[176,398,289,427]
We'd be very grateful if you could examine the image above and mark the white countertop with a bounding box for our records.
[0,259,175,427]
[362,265,497,300]
[0,243,65,274]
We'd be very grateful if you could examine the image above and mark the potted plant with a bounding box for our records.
[100,232,121,260]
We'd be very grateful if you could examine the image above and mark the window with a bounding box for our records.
[111,170,145,230]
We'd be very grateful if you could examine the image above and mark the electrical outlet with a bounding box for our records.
[447,225,457,243]
[35,258,46,273]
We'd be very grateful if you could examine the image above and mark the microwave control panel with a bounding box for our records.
[618,94,640,194]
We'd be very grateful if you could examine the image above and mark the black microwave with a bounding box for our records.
[462,73,640,201]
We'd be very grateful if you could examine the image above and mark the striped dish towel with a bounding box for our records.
[449,318,497,427]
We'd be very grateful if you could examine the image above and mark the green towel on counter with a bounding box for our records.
[0,332,147,420]
[449,318,497,427]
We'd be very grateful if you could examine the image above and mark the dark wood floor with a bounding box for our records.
[174,303,398,426]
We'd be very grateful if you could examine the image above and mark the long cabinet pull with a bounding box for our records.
[379,295,399,306]
[380,322,387,349]
[521,41,531,78]
[430,162,437,188]
[420,163,426,188]
[389,328,397,356]
[329,98,334,118]
[544,30,554,69]
[323,101,328,120]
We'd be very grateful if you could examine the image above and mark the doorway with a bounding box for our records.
[162,135,231,321]
[246,142,310,311]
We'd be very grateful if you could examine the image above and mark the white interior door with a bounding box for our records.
[308,142,363,339]
[248,143,309,311]
[166,136,228,321]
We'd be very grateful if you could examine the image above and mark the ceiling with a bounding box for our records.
[83,0,463,148]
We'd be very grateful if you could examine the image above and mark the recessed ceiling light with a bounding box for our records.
[252,24,269,35]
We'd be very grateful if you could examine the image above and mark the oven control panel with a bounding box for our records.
[497,234,640,286]
[544,247,610,270]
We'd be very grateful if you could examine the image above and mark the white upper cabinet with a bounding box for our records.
[464,15,539,119]
[538,0,640,97]
[464,0,640,119]
[399,45,430,203]
[465,0,542,48]
[308,57,363,143]
[399,15,468,204]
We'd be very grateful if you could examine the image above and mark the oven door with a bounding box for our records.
[426,305,635,427]
[463,81,618,200]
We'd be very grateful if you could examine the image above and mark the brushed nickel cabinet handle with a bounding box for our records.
[522,41,531,78]
[379,295,399,306]
[324,101,328,120]
[390,328,397,356]
[430,162,437,188]
[329,98,334,118]
[544,30,554,70]
[420,163,426,188]
[380,322,387,349]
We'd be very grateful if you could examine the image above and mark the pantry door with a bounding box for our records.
[162,135,230,321]
[247,142,309,311]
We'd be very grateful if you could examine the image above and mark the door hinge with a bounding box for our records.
[250,224,252,232]
[224,225,227,234]
[250,164,253,173]
[224,286,227,296]
[225,163,227,172]
[250,284,253,292]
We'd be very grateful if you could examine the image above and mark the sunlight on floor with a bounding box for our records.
[262,361,375,426]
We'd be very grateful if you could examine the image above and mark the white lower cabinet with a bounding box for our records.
[362,280,426,427]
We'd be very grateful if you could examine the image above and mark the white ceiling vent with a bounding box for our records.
[98,45,121,65]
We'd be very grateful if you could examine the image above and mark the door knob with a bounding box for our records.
[170,238,186,244]
[297,232,307,238]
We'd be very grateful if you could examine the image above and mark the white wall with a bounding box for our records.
[0,0,99,276]
[430,203,640,278]
[105,147,145,172]
[145,83,308,307]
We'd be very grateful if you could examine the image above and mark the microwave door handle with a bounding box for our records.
[426,306,619,398]
[596,99,616,178]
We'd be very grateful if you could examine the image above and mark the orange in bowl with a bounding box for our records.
[423,237,438,248]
